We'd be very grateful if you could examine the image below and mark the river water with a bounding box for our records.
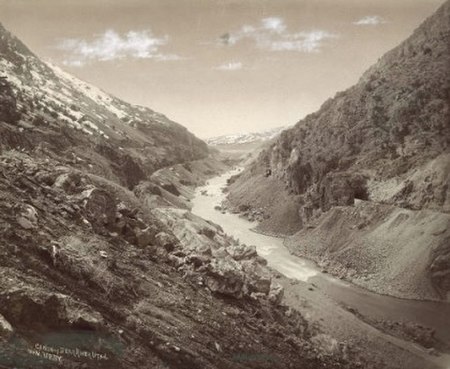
[191,169,450,359]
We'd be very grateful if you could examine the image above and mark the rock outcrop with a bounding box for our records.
[152,206,281,301]
[227,1,450,299]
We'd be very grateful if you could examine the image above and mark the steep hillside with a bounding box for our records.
[0,23,208,189]
[0,24,368,369]
[227,1,450,299]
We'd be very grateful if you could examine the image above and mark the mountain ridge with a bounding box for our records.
[0,21,208,189]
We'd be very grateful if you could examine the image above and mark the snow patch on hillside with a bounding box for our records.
[46,63,128,119]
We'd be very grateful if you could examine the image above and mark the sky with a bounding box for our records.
[0,0,444,138]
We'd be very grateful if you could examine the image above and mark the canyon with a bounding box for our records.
[1,2,449,368]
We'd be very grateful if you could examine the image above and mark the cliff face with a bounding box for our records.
[227,1,450,299]
[0,23,208,189]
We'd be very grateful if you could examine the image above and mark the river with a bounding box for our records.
[191,169,450,363]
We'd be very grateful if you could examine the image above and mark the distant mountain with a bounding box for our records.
[227,1,450,300]
[0,23,208,188]
[205,126,288,146]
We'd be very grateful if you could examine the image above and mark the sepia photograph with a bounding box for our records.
[0,0,449,368]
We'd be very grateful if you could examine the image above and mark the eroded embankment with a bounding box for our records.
[285,201,450,301]
[191,168,450,369]
[225,165,450,302]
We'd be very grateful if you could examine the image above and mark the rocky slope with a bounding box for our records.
[0,22,208,190]
[0,23,360,369]
[227,1,450,300]
[0,152,337,369]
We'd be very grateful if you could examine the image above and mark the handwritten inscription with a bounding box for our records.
[27,343,109,363]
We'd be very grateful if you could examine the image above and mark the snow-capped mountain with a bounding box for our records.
[0,22,208,189]
[205,126,288,146]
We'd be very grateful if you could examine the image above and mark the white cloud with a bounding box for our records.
[218,17,337,53]
[261,30,337,52]
[57,29,182,66]
[215,61,243,71]
[353,16,386,26]
[261,17,286,33]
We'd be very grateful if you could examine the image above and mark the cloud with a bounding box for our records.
[261,17,286,33]
[353,16,386,26]
[218,17,337,53]
[215,61,243,71]
[57,29,182,66]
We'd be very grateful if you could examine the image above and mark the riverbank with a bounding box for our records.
[225,168,450,302]
[193,168,450,368]
[284,201,450,302]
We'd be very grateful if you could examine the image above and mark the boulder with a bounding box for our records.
[16,204,38,229]
[255,255,268,266]
[34,170,56,186]
[212,247,229,259]
[268,282,284,305]
[228,244,257,261]
[238,204,251,212]
[167,254,186,268]
[199,227,216,239]
[194,241,212,256]
[155,232,177,252]
[17,216,34,230]
[241,260,272,295]
[53,172,82,194]
[81,188,117,228]
[205,258,245,298]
